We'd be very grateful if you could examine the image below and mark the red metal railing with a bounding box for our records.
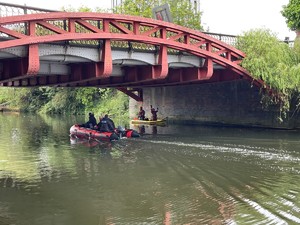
[0,2,268,94]
[0,2,238,46]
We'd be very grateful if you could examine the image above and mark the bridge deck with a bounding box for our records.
[0,2,266,102]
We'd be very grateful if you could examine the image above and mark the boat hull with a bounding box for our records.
[70,124,140,142]
[70,124,119,141]
[131,118,167,126]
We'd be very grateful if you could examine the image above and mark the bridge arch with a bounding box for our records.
[0,12,264,93]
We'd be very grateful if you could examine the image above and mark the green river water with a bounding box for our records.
[0,113,300,225]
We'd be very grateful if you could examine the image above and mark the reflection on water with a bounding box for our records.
[1,113,300,224]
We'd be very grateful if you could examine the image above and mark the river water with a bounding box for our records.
[0,113,300,225]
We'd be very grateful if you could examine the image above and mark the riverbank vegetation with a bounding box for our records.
[235,0,300,121]
[0,87,129,121]
[236,28,300,120]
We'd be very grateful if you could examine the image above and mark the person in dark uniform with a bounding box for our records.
[97,114,115,132]
[150,105,158,121]
[86,112,97,129]
[138,106,146,120]
[107,115,115,131]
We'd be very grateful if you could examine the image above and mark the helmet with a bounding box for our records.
[117,126,125,131]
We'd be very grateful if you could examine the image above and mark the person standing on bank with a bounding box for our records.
[150,105,158,121]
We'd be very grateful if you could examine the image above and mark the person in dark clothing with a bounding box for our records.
[97,118,109,132]
[138,106,146,120]
[86,112,97,129]
[150,105,158,121]
[107,116,115,131]
[97,114,115,132]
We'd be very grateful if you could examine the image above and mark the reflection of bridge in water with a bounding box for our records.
[0,2,265,101]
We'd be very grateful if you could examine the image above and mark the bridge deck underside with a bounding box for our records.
[0,12,264,97]
[0,43,241,88]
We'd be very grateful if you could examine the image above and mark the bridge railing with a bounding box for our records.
[0,2,293,48]
[0,2,56,16]
[204,32,237,46]
[0,2,239,48]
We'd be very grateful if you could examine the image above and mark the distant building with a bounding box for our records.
[111,0,200,13]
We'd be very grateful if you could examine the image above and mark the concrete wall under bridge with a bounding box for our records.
[129,80,300,129]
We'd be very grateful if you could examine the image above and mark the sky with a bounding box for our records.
[1,0,296,40]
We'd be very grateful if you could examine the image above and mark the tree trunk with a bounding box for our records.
[294,30,300,52]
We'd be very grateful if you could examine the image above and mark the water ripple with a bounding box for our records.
[135,139,300,165]
[242,198,287,225]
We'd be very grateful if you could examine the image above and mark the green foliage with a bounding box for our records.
[75,87,100,112]
[92,89,130,126]
[114,0,202,30]
[0,87,13,104]
[0,87,76,114]
[40,88,84,114]
[61,5,109,12]
[0,85,129,120]
[12,88,50,112]
[168,0,202,30]
[115,0,155,17]
[236,28,300,119]
[281,0,300,31]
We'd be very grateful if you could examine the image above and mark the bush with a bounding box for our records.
[236,28,300,120]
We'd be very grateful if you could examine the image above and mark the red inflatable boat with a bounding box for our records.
[70,124,140,142]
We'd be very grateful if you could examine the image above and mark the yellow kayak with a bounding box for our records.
[131,118,167,126]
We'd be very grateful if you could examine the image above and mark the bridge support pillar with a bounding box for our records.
[129,80,299,129]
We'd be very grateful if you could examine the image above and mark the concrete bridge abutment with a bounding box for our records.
[129,80,300,129]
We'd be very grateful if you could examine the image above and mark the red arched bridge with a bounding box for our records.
[0,3,264,101]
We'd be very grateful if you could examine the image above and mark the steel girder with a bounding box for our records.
[0,12,265,90]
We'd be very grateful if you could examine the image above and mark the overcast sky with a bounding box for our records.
[1,0,296,40]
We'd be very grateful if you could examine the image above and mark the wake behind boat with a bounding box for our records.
[70,124,140,142]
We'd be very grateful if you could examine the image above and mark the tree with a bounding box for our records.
[281,0,300,51]
[114,0,202,30]
[61,5,109,12]
[236,28,300,121]
[281,0,300,31]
